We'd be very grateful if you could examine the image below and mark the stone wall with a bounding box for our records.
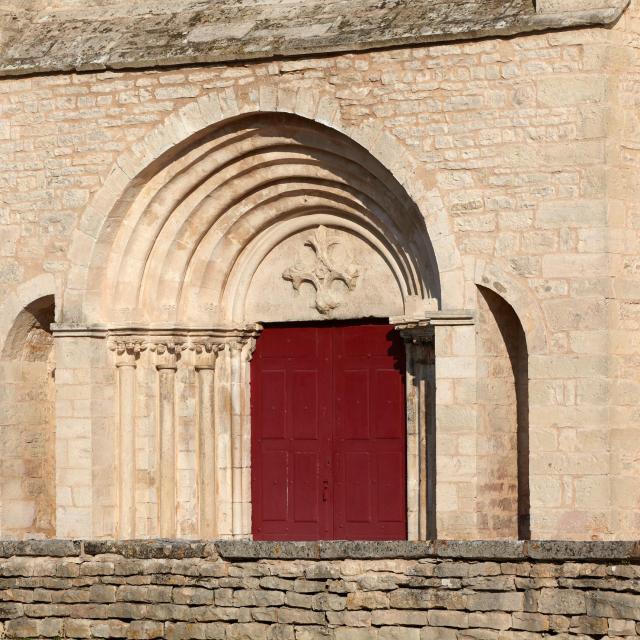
[0,541,639,639]
[0,0,639,542]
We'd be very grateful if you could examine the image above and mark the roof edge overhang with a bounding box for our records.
[0,0,630,79]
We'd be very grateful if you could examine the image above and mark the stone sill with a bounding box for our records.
[1,539,639,562]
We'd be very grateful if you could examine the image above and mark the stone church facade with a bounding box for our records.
[0,0,639,548]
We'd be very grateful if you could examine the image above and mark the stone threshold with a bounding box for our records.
[1,539,639,562]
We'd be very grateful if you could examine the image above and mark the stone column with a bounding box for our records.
[110,340,144,539]
[228,341,244,538]
[398,324,434,541]
[240,338,257,537]
[151,342,182,538]
[193,341,222,538]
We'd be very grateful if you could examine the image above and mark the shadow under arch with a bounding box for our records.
[476,284,530,540]
[0,294,56,539]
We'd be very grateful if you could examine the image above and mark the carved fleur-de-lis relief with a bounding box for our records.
[282,225,361,315]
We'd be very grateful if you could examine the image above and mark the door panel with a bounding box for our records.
[291,370,319,440]
[259,370,286,439]
[338,369,369,440]
[252,321,406,540]
[260,450,288,522]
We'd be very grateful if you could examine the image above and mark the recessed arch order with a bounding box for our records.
[63,98,466,327]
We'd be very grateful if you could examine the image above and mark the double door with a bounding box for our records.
[251,321,406,540]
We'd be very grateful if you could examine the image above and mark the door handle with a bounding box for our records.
[322,480,329,502]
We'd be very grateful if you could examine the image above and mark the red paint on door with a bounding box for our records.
[251,321,406,540]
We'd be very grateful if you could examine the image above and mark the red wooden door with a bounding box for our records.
[251,321,406,540]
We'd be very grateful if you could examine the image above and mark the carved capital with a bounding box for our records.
[225,337,257,363]
[108,339,146,367]
[148,341,186,370]
[242,336,258,362]
[191,340,224,370]
[223,325,261,362]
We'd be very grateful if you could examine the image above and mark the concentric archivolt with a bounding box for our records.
[84,113,439,325]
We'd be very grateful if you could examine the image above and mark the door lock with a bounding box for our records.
[322,480,330,502]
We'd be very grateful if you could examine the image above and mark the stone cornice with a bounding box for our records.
[0,539,639,561]
[0,0,629,79]
[51,323,262,340]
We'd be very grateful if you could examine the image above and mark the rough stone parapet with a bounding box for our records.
[0,0,629,78]
[0,540,637,638]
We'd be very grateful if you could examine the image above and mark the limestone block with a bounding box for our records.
[378,628,419,640]
[537,76,606,107]
[466,592,524,612]
[335,629,375,640]
[468,611,512,630]
[586,591,640,619]
[370,610,428,626]
[428,610,469,628]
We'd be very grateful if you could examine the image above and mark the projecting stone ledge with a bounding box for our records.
[0,0,630,78]
[215,539,640,561]
[0,539,638,560]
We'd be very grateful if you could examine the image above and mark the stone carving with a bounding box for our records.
[191,340,225,369]
[147,340,187,369]
[108,339,147,366]
[282,226,361,315]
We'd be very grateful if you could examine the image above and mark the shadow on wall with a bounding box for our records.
[476,285,530,540]
[0,296,56,539]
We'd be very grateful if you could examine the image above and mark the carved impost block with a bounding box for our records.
[108,339,146,367]
[395,321,435,366]
[148,340,187,370]
[192,340,225,370]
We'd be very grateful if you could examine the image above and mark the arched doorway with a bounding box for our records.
[56,112,443,540]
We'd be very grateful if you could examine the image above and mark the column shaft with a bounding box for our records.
[117,362,136,539]
[158,365,177,537]
[230,344,243,538]
[404,343,419,541]
[197,365,216,537]
[417,359,428,541]
[240,342,253,537]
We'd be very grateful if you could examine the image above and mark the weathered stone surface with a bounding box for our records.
[0,543,635,637]
[538,589,587,615]
[0,0,628,78]
[586,591,640,620]
[84,540,209,559]
[0,540,81,557]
